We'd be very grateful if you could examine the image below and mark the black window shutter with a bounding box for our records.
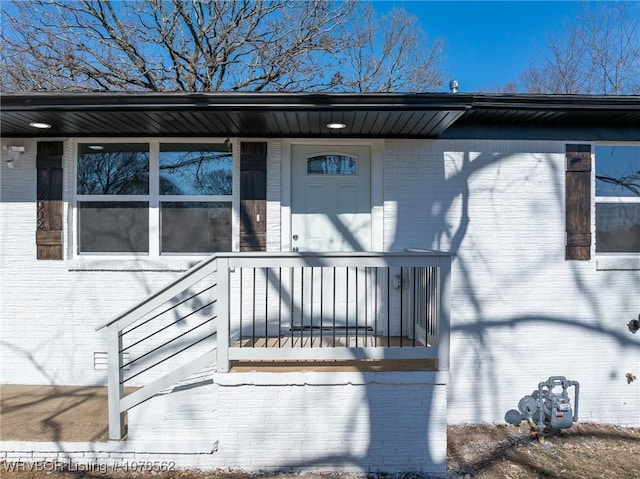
[565,144,592,260]
[36,141,64,260]
[240,142,267,252]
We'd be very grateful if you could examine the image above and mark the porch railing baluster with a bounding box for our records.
[333,267,336,347]
[374,268,378,347]
[252,268,256,347]
[345,267,349,346]
[300,267,304,348]
[400,266,404,347]
[310,267,314,346]
[290,267,295,347]
[264,268,268,348]
[364,267,368,347]
[239,268,243,348]
[387,267,391,347]
[278,268,282,348]
[320,268,323,347]
[355,267,359,348]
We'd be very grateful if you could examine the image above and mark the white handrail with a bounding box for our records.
[95,254,218,332]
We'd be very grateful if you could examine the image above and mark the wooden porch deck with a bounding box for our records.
[230,334,436,371]
[229,359,437,372]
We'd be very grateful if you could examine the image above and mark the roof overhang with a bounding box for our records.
[1,92,639,140]
[445,94,640,141]
[0,92,472,139]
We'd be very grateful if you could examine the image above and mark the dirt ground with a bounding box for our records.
[1,385,639,478]
[446,422,640,478]
[1,423,638,478]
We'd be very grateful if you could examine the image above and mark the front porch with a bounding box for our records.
[97,251,452,441]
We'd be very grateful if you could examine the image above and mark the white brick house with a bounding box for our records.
[1,93,638,475]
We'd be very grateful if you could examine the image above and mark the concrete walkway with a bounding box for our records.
[0,385,111,442]
[1,385,219,470]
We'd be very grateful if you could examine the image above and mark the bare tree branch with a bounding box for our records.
[520,2,640,94]
[596,174,640,197]
[0,0,445,93]
[332,6,444,92]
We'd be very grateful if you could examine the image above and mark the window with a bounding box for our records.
[159,143,232,254]
[159,143,232,195]
[77,143,150,253]
[76,141,233,255]
[595,145,640,253]
[307,155,357,175]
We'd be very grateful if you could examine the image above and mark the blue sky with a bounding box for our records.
[373,1,585,92]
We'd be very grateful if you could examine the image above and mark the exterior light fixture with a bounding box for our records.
[326,122,346,130]
[4,145,25,168]
[29,122,52,129]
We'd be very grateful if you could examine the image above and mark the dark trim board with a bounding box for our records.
[440,125,640,142]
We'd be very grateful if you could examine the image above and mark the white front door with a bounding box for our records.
[290,145,372,332]
[291,145,371,252]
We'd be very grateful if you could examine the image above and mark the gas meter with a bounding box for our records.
[514,376,579,442]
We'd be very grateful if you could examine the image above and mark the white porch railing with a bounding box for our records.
[96,251,451,440]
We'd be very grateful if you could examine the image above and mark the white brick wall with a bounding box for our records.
[1,139,203,386]
[1,137,638,428]
[383,139,640,426]
[127,371,448,475]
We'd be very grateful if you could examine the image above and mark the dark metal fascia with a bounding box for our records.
[3,92,638,113]
[469,93,640,111]
[0,92,475,112]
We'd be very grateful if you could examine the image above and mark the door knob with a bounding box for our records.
[292,247,299,252]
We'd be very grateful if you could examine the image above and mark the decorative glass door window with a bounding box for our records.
[307,155,357,175]
[76,141,233,255]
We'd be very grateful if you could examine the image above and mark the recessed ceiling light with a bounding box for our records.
[88,145,104,151]
[326,122,346,129]
[29,122,52,129]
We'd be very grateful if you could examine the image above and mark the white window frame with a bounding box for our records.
[594,142,640,270]
[71,138,238,267]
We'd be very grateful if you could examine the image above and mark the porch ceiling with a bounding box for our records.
[0,92,471,139]
[1,92,639,139]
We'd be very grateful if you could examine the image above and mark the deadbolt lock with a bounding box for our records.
[292,234,299,241]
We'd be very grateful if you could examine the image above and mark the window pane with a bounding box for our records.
[78,202,149,253]
[595,145,640,197]
[596,203,640,253]
[160,143,232,195]
[161,202,231,253]
[307,155,356,175]
[77,143,149,195]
